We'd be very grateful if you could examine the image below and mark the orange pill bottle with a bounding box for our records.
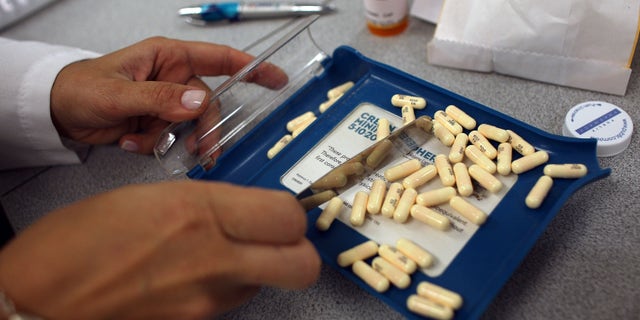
[364,0,409,36]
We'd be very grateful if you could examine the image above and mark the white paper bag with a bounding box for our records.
[426,0,640,95]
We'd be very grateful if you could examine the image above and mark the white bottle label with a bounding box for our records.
[364,0,408,26]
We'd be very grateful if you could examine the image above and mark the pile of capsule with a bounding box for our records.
[337,239,462,320]
[267,81,354,159]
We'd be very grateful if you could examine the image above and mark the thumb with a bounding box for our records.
[115,79,210,122]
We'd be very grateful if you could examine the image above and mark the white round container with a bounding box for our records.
[562,101,633,157]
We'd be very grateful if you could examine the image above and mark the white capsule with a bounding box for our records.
[381,182,404,218]
[376,118,390,141]
[496,142,513,176]
[315,197,344,231]
[417,281,463,310]
[449,196,487,225]
[543,164,588,179]
[468,130,498,159]
[338,161,366,176]
[445,105,476,130]
[372,257,411,289]
[434,110,463,135]
[337,240,379,267]
[402,105,416,124]
[393,188,418,223]
[396,238,434,269]
[526,175,553,209]
[434,154,456,187]
[511,150,549,174]
[478,124,510,142]
[391,94,427,109]
[464,145,497,174]
[448,133,468,163]
[433,122,455,147]
[367,179,387,215]
[350,191,369,226]
[351,261,390,292]
[416,187,457,207]
[410,204,451,231]
[267,134,293,159]
[407,295,454,320]
[299,190,337,211]
[318,94,343,113]
[384,159,422,182]
[286,111,315,132]
[378,244,417,274]
[327,81,354,99]
[402,164,438,190]
[291,116,316,138]
[353,260,390,293]
[366,139,393,169]
[453,162,473,197]
[507,129,535,156]
[468,164,503,193]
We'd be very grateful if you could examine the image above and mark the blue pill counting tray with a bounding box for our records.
[154,16,610,320]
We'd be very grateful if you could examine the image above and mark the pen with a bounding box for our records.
[178,2,336,24]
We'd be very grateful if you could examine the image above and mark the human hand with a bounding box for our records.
[50,37,288,154]
[0,181,319,319]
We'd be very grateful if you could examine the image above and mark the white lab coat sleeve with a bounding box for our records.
[0,37,101,170]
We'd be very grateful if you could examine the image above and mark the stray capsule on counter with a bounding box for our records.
[407,294,454,320]
[378,244,417,274]
[445,105,476,130]
[384,159,422,182]
[507,129,535,156]
[299,190,337,211]
[396,238,434,269]
[402,164,438,190]
[337,240,379,267]
[350,191,369,226]
[381,182,404,218]
[393,188,418,223]
[391,94,427,109]
[366,179,387,215]
[543,164,588,178]
[376,118,390,141]
[453,162,474,197]
[469,130,498,159]
[291,116,316,138]
[402,105,416,124]
[526,175,553,209]
[434,110,463,135]
[450,196,487,225]
[286,111,315,132]
[465,145,497,174]
[468,164,503,193]
[372,257,411,289]
[267,134,293,159]
[315,197,344,231]
[511,150,549,174]
[478,124,510,142]
[435,154,456,187]
[448,133,468,163]
[433,121,455,147]
[353,260,390,293]
[366,139,393,169]
[496,142,513,176]
[417,281,463,310]
[410,204,451,231]
[416,187,457,207]
[327,81,354,99]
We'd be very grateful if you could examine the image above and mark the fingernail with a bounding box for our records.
[181,89,206,110]
[121,140,139,152]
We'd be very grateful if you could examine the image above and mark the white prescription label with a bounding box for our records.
[282,103,517,277]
